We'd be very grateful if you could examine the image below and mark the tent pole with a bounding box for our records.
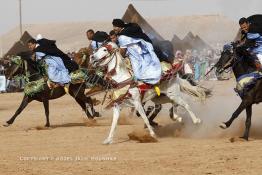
[0,39,2,58]
[19,0,22,37]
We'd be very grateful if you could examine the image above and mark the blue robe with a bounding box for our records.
[247,33,262,55]
[118,35,162,84]
[36,52,71,84]
[91,41,103,51]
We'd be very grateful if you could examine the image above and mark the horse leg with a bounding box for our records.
[85,96,100,117]
[146,105,154,116]
[69,86,96,119]
[133,99,156,137]
[42,99,50,127]
[4,95,32,126]
[167,82,200,124]
[74,97,94,119]
[240,105,252,140]
[129,88,155,137]
[169,104,182,123]
[220,101,247,129]
[103,103,120,145]
[172,96,201,124]
[148,104,162,127]
[136,102,149,117]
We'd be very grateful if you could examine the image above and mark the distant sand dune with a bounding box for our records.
[1,15,238,54]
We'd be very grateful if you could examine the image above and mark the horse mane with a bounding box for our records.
[73,47,92,67]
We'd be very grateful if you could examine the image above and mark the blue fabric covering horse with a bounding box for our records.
[235,71,262,97]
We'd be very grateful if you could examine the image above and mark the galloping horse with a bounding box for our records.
[91,42,203,144]
[4,52,98,127]
[216,43,262,140]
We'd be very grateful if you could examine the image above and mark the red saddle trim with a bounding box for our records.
[161,63,183,81]
[138,83,153,97]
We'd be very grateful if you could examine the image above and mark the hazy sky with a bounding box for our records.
[1,0,262,35]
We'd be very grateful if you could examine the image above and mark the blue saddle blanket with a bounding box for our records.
[235,71,262,97]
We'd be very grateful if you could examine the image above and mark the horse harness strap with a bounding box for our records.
[105,51,118,78]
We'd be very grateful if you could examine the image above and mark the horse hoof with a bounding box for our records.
[146,121,159,129]
[94,112,101,118]
[103,138,113,145]
[194,118,202,124]
[150,132,157,139]
[219,123,227,129]
[239,136,249,141]
[176,117,182,123]
[3,123,11,127]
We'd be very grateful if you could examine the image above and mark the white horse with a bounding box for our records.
[91,42,203,144]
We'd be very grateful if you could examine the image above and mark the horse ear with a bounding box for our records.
[105,44,113,52]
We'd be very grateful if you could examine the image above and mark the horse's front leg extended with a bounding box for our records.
[169,104,182,123]
[173,96,201,124]
[130,88,156,137]
[4,95,32,126]
[167,83,200,124]
[42,99,50,127]
[103,103,120,145]
[133,100,156,138]
[220,101,247,129]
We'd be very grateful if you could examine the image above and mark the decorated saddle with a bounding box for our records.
[160,61,183,81]
[105,61,183,108]
[24,68,92,96]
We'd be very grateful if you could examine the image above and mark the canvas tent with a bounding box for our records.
[192,35,213,51]
[172,32,213,52]
[171,34,183,51]
[122,4,164,42]
[122,4,174,62]
[3,31,33,58]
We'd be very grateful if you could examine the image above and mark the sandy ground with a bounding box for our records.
[0,80,262,175]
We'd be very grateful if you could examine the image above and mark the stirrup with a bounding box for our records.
[64,84,70,94]
[154,85,161,96]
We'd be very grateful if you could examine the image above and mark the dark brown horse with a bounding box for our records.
[4,52,99,127]
[216,43,261,140]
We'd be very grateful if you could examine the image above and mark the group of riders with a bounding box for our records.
[25,15,262,98]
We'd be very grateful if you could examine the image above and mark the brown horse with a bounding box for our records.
[4,52,99,127]
[72,47,92,68]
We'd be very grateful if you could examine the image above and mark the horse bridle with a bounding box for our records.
[217,48,238,74]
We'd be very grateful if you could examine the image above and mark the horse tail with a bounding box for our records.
[176,75,207,101]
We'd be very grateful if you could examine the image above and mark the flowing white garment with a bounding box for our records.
[36,52,71,84]
[118,35,162,84]
[0,76,6,91]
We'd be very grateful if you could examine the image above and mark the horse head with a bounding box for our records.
[90,42,118,67]
[73,48,91,67]
[215,43,235,74]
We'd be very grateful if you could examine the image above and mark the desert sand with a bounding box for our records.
[0,80,262,175]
